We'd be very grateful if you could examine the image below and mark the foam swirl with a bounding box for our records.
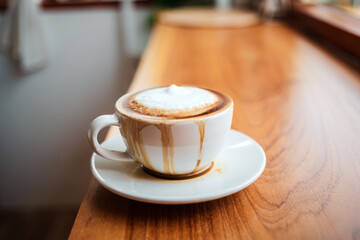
[127,85,219,118]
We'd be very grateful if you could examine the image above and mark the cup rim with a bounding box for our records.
[114,87,234,124]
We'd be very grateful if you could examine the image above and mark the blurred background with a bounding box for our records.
[0,0,359,239]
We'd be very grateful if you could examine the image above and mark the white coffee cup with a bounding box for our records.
[88,87,233,179]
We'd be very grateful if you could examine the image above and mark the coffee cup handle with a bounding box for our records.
[88,114,132,162]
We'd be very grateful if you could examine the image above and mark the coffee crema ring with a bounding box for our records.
[127,98,220,118]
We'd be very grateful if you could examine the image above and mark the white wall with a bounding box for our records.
[0,7,151,208]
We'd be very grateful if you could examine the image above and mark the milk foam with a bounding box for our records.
[134,85,217,111]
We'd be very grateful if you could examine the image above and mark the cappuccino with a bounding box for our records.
[89,85,233,179]
[122,85,230,119]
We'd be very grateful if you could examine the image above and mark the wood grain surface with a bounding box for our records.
[69,21,360,239]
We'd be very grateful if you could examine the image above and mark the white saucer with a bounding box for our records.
[91,129,266,204]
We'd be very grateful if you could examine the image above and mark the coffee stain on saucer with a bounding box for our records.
[143,161,213,180]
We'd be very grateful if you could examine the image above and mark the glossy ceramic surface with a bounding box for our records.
[91,129,266,204]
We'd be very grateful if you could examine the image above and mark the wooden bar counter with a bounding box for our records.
[70,21,360,239]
